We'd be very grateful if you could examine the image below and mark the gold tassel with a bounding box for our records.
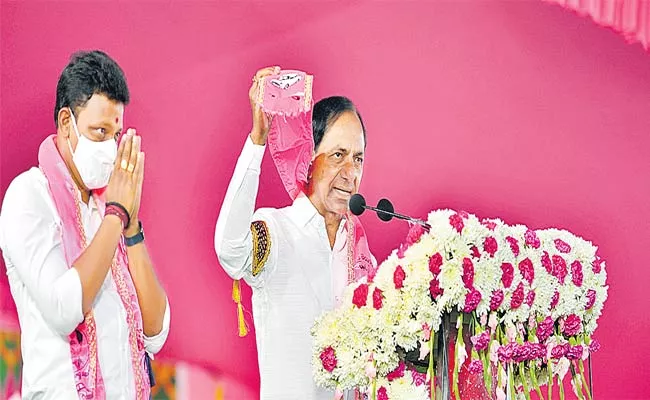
[232,280,248,337]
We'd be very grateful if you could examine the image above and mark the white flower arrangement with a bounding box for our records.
[312,209,608,400]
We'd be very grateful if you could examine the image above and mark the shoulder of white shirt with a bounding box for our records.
[0,167,54,234]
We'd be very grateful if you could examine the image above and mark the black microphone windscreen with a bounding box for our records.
[349,193,366,216]
[376,198,394,221]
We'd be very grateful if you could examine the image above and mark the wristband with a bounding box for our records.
[124,221,145,247]
[105,202,131,229]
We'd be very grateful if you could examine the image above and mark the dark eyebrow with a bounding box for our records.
[354,151,364,157]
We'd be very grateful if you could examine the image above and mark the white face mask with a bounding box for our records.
[67,109,117,189]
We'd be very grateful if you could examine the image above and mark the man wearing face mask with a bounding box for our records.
[0,51,170,399]
[214,66,376,399]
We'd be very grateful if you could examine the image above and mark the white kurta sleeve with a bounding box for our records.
[214,136,278,287]
[143,297,171,356]
[0,174,84,336]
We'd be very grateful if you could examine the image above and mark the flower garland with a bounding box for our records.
[312,209,607,399]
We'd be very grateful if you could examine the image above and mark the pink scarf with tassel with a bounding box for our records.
[38,135,150,399]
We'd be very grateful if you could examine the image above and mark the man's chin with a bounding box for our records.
[325,200,350,217]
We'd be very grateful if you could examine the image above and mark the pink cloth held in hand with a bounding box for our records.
[256,70,314,200]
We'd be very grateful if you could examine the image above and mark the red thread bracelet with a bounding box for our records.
[105,203,130,229]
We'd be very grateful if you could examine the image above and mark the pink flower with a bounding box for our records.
[394,266,406,289]
[531,343,547,360]
[372,287,383,310]
[498,343,515,362]
[462,258,474,288]
[551,343,570,359]
[506,236,520,257]
[334,388,344,400]
[482,219,497,230]
[397,244,406,259]
[405,224,426,246]
[386,362,406,381]
[429,253,443,275]
[468,360,484,374]
[562,314,582,336]
[470,331,490,351]
[592,256,604,273]
[550,290,560,309]
[422,323,431,341]
[500,263,514,288]
[552,255,568,284]
[412,370,428,386]
[536,316,555,343]
[320,347,337,372]
[352,284,368,308]
[566,345,583,360]
[554,239,572,253]
[429,278,444,298]
[463,289,482,312]
[449,213,464,233]
[484,236,498,257]
[506,324,517,343]
[489,340,500,364]
[541,251,552,274]
[518,258,535,285]
[510,282,525,309]
[588,340,601,353]
[585,289,597,310]
[524,229,541,249]
[525,290,536,307]
[377,387,388,400]
[490,290,504,311]
[488,313,498,332]
[470,245,481,259]
[571,260,584,287]
[365,362,377,379]
[512,343,534,362]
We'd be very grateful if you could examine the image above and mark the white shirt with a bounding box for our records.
[214,137,375,400]
[0,167,171,400]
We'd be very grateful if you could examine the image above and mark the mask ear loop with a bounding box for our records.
[67,107,81,156]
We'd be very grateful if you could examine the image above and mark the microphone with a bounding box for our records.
[349,194,431,230]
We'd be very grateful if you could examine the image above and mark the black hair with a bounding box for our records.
[54,50,129,125]
[312,96,366,150]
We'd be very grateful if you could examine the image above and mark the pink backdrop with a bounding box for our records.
[2,1,649,398]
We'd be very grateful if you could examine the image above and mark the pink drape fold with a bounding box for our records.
[546,0,650,50]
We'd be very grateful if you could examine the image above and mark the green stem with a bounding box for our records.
[430,331,435,400]
[520,364,532,400]
[529,363,545,400]
[570,365,584,400]
[453,314,463,400]
[482,349,490,392]
[578,360,592,400]
[548,366,553,400]
[372,377,377,400]
[559,374,565,400]
[508,364,515,400]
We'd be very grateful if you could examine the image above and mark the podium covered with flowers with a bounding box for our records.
[312,209,607,399]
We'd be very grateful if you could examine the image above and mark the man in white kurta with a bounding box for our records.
[215,67,373,400]
[0,169,170,398]
[0,50,170,399]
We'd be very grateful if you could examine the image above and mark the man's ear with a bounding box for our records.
[57,107,73,139]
